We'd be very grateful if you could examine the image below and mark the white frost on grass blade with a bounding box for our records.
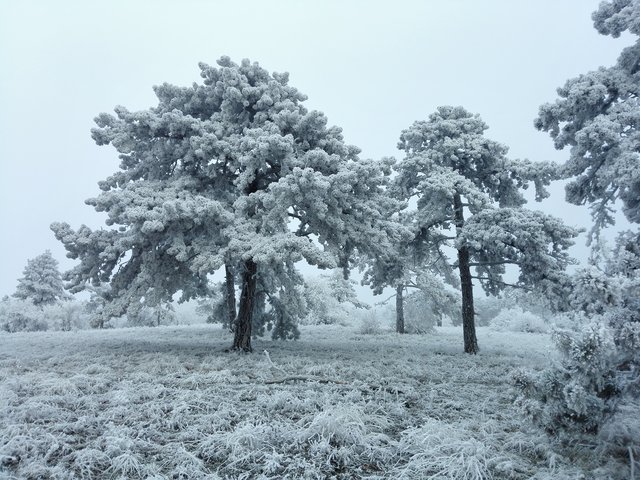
[0,324,627,478]
[396,418,495,480]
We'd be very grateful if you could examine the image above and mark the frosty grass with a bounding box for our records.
[0,324,599,478]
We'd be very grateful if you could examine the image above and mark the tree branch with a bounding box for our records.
[375,293,397,306]
[467,261,520,267]
[470,276,530,290]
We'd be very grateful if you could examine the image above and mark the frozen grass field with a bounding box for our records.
[0,324,614,479]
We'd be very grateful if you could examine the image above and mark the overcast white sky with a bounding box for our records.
[0,1,632,298]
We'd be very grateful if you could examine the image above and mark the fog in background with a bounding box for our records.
[0,1,631,299]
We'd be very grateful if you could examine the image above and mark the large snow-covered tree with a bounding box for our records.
[52,57,403,351]
[394,106,578,353]
[13,250,69,306]
[535,0,640,237]
[518,2,640,456]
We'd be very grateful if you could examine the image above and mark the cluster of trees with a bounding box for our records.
[4,248,372,333]
[5,1,634,355]
[1,250,177,332]
[47,55,581,354]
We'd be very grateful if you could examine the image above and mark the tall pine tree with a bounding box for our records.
[394,106,578,353]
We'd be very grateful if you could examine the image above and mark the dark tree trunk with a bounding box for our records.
[396,284,405,334]
[225,263,237,332]
[232,260,258,352]
[436,315,442,327]
[458,245,478,353]
[232,175,259,351]
[454,193,479,354]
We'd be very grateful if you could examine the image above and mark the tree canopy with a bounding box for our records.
[535,0,640,236]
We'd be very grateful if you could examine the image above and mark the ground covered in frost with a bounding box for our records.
[0,324,619,479]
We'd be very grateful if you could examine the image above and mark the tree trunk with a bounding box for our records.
[232,259,257,352]
[458,245,478,353]
[225,263,237,332]
[396,284,405,334]
[454,192,479,354]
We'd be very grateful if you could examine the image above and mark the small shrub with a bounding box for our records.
[517,233,640,470]
[358,313,382,335]
[491,307,548,333]
[403,291,438,334]
[47,301,91,331]
[301,272,369,326]
[515,315,640,467]
[0,298,48,332]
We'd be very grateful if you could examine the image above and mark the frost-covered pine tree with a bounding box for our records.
[362,219,456,334]
[13,250,69,306]
[52,57,403,351]
[518,2,640,463]
[395,106,578,353]
[535,0,640,238]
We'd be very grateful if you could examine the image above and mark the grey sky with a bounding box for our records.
[0,1,631,298]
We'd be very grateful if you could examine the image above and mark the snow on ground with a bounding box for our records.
[0,324,595,478]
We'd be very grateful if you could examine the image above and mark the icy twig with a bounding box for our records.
[263,350,286,374]
[264,375,347,385]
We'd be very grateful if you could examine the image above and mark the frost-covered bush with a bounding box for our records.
[549,312,581,330]
[516,304,640,463]
[491,307,549,333]
[358,311,383,335]
[515,322,619,433]
[46,301,91,331]
[0,298,48,332]
[302,278,347,326]
[0,298,95,332]
[516,257,639,473]
[302,272,369,326]
[126,304,176,327]
[403,290,438,333]
[476,288,555,328]
[517,229,640,465]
